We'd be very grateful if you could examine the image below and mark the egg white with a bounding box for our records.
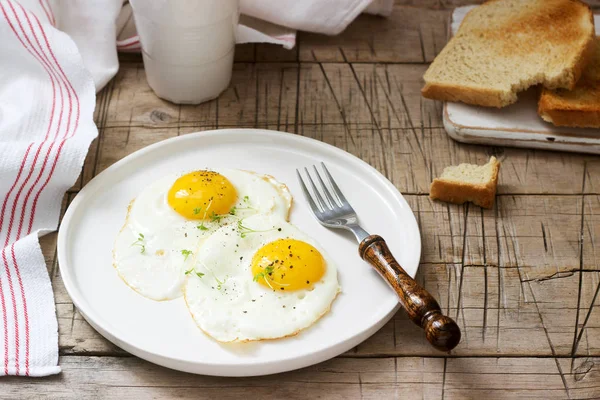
[112,169,292,301]
[183,214,341,342]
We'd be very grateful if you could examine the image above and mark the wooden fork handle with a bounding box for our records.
[359,235,461,352]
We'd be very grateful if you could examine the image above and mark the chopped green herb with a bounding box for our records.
[131,233,146,254]
[193,207,201,215]
[244,195,250,203]
[184,268,194,275]
[210,211,223,222]
[253,265,274,282]
[197,223,208,231]
[229,206,237,215]
[196,272,205,278]
[215,275,228,290]
[181,249,193,261]
[253,272,265,282]
[237,220,276,238]
[253,265,289,290]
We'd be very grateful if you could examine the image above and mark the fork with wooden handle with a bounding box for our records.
[297,163,461,352]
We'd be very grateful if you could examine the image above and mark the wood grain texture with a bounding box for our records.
[11,2,600,399]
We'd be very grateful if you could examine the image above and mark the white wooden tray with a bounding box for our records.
[443,7,600,154]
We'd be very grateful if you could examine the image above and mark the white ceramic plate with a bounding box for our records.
[58,129,420,376]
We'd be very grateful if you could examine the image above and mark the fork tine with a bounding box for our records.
[296,169,322,214]
[320,162,349,205]
[303,167,330,210]
[313,165,339,208]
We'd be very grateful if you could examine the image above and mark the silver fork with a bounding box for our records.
[297,163,461,352]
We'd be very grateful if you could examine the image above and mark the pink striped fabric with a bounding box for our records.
[0,0,97,376]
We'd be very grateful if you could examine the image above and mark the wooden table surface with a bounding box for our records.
[5,1,600,398]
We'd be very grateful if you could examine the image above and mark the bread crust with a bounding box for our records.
[429,158,501,209]
[422,83,513,108]
[538,37,600,128]
[422,0,595,108]
[539,108,600,128]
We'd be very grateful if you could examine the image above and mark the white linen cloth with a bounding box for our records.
[0,0,392,376]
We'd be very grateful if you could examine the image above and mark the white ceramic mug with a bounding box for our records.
[130,0,240,104]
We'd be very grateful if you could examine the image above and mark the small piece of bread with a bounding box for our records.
[538,38,600,127]
[430,157,501,209]
[422,0,595,108]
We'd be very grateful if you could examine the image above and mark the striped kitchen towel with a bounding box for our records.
[0,0,97,376]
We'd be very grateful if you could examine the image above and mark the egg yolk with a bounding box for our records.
[167,171,237,220]
[251,238,325,291]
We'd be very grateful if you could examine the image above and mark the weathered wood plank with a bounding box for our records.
[0,356,444,400]
[497,195,582,273]
[101,62,298,130]
[350,63,443,129]
[299,6,449,63]
[218,63,298,128]
[444,358,568,399]
[4,356,594,399]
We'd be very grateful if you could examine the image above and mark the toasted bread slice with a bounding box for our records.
[538,38,600,127]
[422,0,594,108]
[430,157,500,209]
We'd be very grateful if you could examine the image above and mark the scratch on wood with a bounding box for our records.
[264,79,269,129]
[70,305,76,334]
[92,79,114,177]
[574,359,595,382]
[215,97,219,129]
[454,203,469,321]
[481,208,487,265]
[373,73,420,160]
[483,263,488,342]
[541,222,548,252]
[365,36,376,56]
[494,201,502,350]
[503,223,528,302]
[276,69,284,131]
[445,265,453,316]
[432,25,438,58]
[526,280,571,398]
[523,270,576,283]
[254,67,260,128]
[317,62,356,146]
[394,357,398,400]
[572,164,588,356]
[418,24,426,62]
[342,55,390,178]
[395,78,426,160]
[384,66,391,93]
[358,372,364,399]
[441,358,447,400]
[573,275,600,356]
[294,64,301,134]
[446,204,457,262]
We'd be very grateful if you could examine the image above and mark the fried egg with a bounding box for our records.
[183,214,341,342]
[112,169,292,301]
